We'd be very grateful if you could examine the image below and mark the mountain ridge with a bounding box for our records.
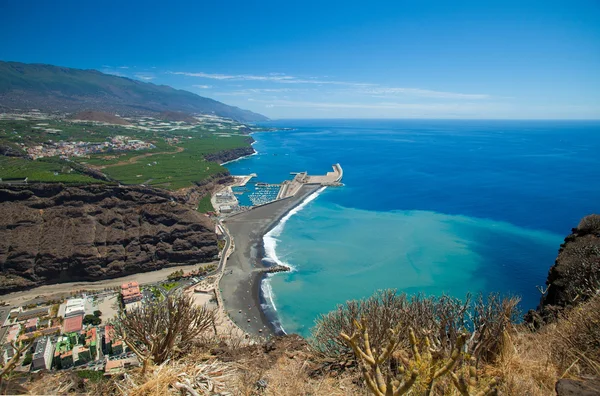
[0,61,268,122]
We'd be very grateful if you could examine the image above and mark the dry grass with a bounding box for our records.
[233,354,360,396]
[114,359,236,396]
[19,295,600,396]
[549,294,600,377]
[495,295,600,395]
[494,330,558,395]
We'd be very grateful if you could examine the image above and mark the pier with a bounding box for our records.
[213,164,343,215]
[277,163,343,200]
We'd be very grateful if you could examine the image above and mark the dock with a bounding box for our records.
[277,163,343,200]
[213,164,343,215]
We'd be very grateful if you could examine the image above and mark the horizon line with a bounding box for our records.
[262,117,600,121]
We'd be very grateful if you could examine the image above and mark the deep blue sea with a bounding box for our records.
[225,119,600,336]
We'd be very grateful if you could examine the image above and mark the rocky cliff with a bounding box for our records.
[204,137,256,164]
[526,214,600,326]
[0,184,218,294]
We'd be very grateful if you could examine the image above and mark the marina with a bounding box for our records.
[213,163,343,215]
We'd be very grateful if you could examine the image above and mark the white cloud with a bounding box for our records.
[170,71,296,81]
[101,69,125,77]
[169,71,493,97]
[169,71,372,86]
[362,87,490,100]
[119,66,130,69]
[251,99,493,112]
[215,88,301,96]
[193,84,212,89]
[134,73,155,81]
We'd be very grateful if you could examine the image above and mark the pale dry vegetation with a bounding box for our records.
[111,293,218,373]
[16,293,600,396]
[312,290,518,395]
[312,289,600,395]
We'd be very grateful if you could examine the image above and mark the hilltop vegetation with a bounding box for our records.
[0,113,254,190]
[0,61,268,122]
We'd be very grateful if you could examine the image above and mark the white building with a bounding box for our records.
[219,205,233,213]
[31,337,54,371]
[64,298,86,318]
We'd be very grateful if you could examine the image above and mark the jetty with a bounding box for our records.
[213,164,343,215]
[277,163,343,200]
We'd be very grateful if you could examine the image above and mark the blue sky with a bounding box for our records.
[1,0,599,119]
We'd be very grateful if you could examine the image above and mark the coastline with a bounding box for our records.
[220,148,257,166]
[220,132,258,166]
[219,184,322,336]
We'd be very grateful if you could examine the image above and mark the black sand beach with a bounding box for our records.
[219,184,321,336]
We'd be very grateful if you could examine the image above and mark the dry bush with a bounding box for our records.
[494,329,558,396]
[112,359,236,396]
[550,294,600,376]
[24,371,84,395]
[112,293,218,372]
[311,290,469,359]
[495,295,600,395]
[577,214,600,235]
[258,354,359,396]
[341,319,498,395]
[232,348,360,396]
[311,290,519,367]
[558,239,600,303]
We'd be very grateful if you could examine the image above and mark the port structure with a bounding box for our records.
[276,163,343,200]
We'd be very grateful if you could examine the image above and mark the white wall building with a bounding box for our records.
[64,298,86,318]
[31,336,54,371]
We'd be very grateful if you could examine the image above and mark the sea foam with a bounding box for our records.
[263,186,326,272]
[260,186,326,333]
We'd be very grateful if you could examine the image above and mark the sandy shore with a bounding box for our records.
[219,184,321,336]
[0,262,217,307]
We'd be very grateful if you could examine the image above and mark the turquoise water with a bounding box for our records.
[225,120,600,336]
[232,183,279,207]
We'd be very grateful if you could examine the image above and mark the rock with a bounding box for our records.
[256,379,268,390]
[526,214,600,326]
[204,138,255,164]
[0,184,218,294]
[556,378,600,396]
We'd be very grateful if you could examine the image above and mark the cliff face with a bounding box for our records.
[0,184,218,294]
[204,146,255,164]
[204,137,256,164]
[526,214,600,325]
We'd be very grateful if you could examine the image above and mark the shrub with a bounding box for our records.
[557,238,600,303]
[111,293,218,373]
[167,269,184,281]
[21,353,32,366]
[577,214,600,236]
[550,294,600,376]
[93,310,102,317]
[75,370,105,382]
[341,320,498,395]
[311,289,519,366]
[83,314,101,326]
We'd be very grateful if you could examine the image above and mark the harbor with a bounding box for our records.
[213,163,343,335]
[212,163,343,215]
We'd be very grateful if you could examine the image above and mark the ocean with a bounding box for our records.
[224,119,600,337]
